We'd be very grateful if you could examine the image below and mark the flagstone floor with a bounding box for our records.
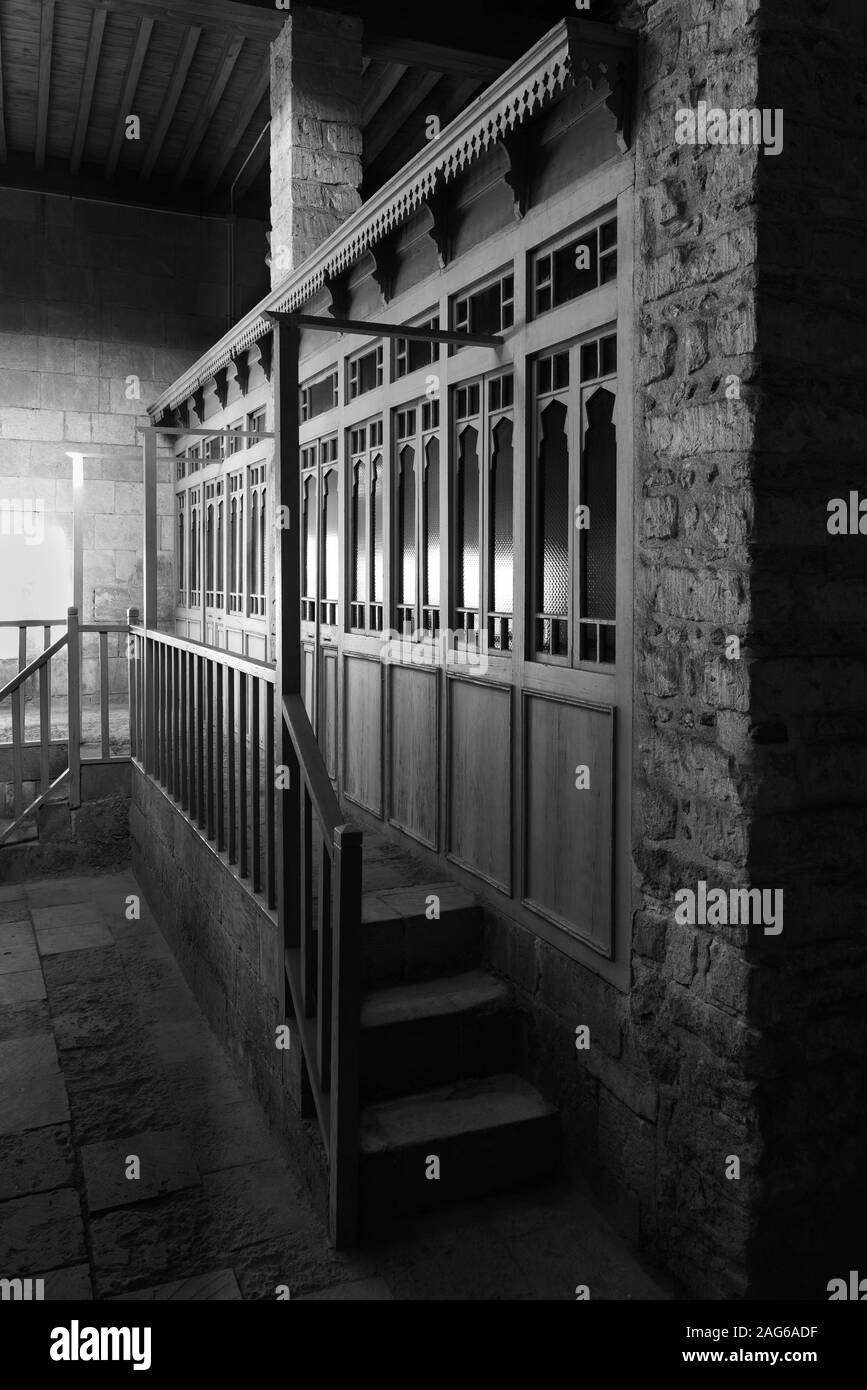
[0,869,674,1301]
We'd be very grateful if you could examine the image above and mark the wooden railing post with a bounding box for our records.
[273,318,302,984]
[67,606,81,809]
[127,607,140,761]
[142,429,158,775]
[330,823,363,1248]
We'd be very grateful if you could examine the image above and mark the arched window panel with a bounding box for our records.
[176,494,186,605]
[248,489,260,615]
[228,474,244,614]
[535,397,569,657]
[456,424,480,641]
[189,489,201,608]
[396,444,416,633]
[216,499,224,607]
[205,500,214,606]
[321,468,338,623]
[489,415,514,651]
[423,436,440,634]
[302,473,317,621]
[350,460,367,629]
[579,385,617,664]
[371,455,384,630]
[258,486,266,612]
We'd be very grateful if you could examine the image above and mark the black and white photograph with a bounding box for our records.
[0,0,864,1358]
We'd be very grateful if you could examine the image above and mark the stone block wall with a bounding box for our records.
[0,193,267,692]
[269,4,363,281]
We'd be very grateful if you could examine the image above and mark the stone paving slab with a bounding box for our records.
[0,997,52,1043]
[0,1188,87,1270]
[36,921,116,955]
[0,1124,75,1201]
[296,1277,394,1300]
[0,969,45,1007]
[0,936,41,975]
[64,1073,180,1147]
[179,1099,284,1175]
[81,1128,201,1213]
[25,879,104,907]
[0,1033,69,1134]
[111,1269,242,1301]
[0,901,30,922]
[40,1264,94,1300]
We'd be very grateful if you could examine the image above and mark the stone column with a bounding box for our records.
[269,4,364,283]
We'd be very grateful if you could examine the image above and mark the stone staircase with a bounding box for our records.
[355,873,561,1226]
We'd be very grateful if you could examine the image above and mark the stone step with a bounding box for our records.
[359,1073,561,1220]
[361,882,483,989]
[360,969,517,1101]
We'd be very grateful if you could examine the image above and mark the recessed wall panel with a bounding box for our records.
[388,664,438,848]
[447,677,511,892]
[344,655,383,815]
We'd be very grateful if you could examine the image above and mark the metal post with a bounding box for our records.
[142,430,158,775]
[67,606,81,809]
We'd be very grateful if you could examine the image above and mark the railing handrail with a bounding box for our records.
[132,625,276,684]
[282,693,344,849]
[0,618,66,628]
[0,632,68,703]
[79,623,130,634]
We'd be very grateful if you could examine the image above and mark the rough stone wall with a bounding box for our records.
[0,193,267,692]
[269,5,363,282]
[746,0,867,1297]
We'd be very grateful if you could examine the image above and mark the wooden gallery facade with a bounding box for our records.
[154,20,637,989]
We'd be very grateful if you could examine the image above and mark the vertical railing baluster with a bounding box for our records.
[216,661,225,852]
[17,625,26,747]
[196,654,205,830]
[251,676,260,892]
[180,648,189,811]
[206,658,215,841]
[11,686,23,820]
[67,608,81,809]
[44,624,52,729]
[99,629,110,760]
[301,788,314,1019]
[39,655,50,795]
[330,824,363,1247]
[265,682,275,909]
[166,644,174,796]
[317,844,332,1088]
[188,651,197,822]
[228,667,236,864]
[127,609,139,762]
[173,647,181,799]
[239,671,248,876]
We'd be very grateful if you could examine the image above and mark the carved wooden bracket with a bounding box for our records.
[173,401,189,430]
[571,41,635,154]
[231,350,250,397]
[422,187,450,270]
[214,367,229,410]
[256,331,274,382]
[369,238,398,307]
[191,387,206,424]
[323,269,351,320]
[497,129,531,221]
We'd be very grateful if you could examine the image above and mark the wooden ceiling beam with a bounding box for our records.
[202,65,268,193]
[363,34,511,82]
[139,24,200,184]
[70,8,107,174]
[363,68,440,167]
[361,61,408,128]
[172,33,244,185]
[105,16,154,177]
[35,0,56,171]
[63,0,283,42]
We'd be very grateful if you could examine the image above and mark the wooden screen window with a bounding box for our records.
[320,438,338,626]
[451,373,514,653]
[301,370,338,422]
[348,344,384,400]
[393,403,440,636]
[187,442,201,474]
[301,447,317,623]
[176,456,186,481]
[205,479,224,608]
[394,316,438,378]
[531,335,617,666]
[228,472,244,614]
[188,486,201,607]
[227,421,244,455]
[204,435,223,462]
[248,463,266,617]
[532,215,617,317]
[348,419,384,633]
[176,492,186,605]
[247,407,266,437]
[451,271,514,352]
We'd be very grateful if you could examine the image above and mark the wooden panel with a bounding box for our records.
[523,693,614,953]
[447,676,511,892]
[343,655,382,816]
[302,641,315,722]
[388,664,438,849]
[320,646,338,781]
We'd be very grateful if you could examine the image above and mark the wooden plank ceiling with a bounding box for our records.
[0,0,512,216]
